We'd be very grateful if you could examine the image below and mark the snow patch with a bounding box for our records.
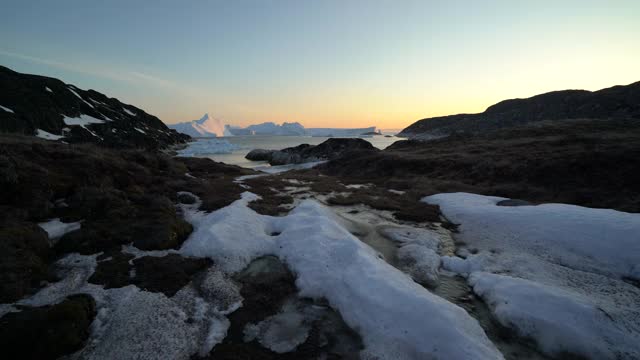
[36,129,64,141]
[0,105,14,113]
[45,86,53,93]
[64,114,106,127]
[123,107,136,116]
[67,87,95,108]
[38,218,81,242]
[134,127,146,134]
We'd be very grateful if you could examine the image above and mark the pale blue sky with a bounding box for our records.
[2,0,639,128]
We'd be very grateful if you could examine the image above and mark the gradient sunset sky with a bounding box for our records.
[2,0,639,129]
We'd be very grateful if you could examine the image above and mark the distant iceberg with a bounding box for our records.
[224,121,377,137]
[169,113,229,137]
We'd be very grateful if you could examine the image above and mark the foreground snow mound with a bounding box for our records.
[176,138,241,156]
[425,193,640,280]
[424,193,640,359]
[470,272,638,359]
[181,193,502,359]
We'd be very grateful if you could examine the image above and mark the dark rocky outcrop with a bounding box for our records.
[399,81,640,138]
[89,253,212,297]
[321,118,640,213]
[0,294,96,359]
[0,135,252,302]
[246,138,377,165]
[0,65,190,149]
[0,222,51,303]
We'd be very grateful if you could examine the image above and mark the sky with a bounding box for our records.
[1,0,639,129]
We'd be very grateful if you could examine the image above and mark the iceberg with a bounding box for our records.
[169,113,227,137]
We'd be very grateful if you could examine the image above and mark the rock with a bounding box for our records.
[0,222,51,303]
[88,251,135,289]
[0,294,96,359]
[132,254,212,296]
[246,138,378,166]
[496,199,531,207]
[89,253,212,297]
[245,149,275,162]
[177,192,197,204]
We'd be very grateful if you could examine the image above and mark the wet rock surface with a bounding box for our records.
[205,256,363,359]
[0,294,96,360]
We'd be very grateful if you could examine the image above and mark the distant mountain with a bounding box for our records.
[399,81,640,139]
[168,113,229,137]
[225,121,377,137]
[0,65,190,149]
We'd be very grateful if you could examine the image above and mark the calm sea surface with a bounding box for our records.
[203,135,401,168]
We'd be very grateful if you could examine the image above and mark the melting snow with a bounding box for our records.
[35,129,64,141]
[424,192,640,359]
[0,105,14,113]
[180,192,503,359]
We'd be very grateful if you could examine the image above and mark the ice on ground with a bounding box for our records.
[180,192,503,359]
[45,86,53,93]
[424,193,640,359]
[254,160,327,174]
[0,105,14,113]
[470,272,639,359]
[176,138,241,156]
[12,248,231,360]
[38,218,81,242]
[36,129,64,141]
[123,107,136,116]
[244,299,318,353]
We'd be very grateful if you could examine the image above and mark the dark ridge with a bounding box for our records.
[399,81,640,138]
[0,65,190,149]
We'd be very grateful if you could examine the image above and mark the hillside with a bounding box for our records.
[0,66,190,149]
[399,81,640,138]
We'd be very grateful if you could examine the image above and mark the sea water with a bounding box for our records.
[179,135,401,168]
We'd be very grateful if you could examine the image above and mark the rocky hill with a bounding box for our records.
[399,81,640,139]
[0,65,190,149]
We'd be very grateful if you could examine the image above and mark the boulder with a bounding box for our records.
[0,294,96,359]
[246,138,377,166]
